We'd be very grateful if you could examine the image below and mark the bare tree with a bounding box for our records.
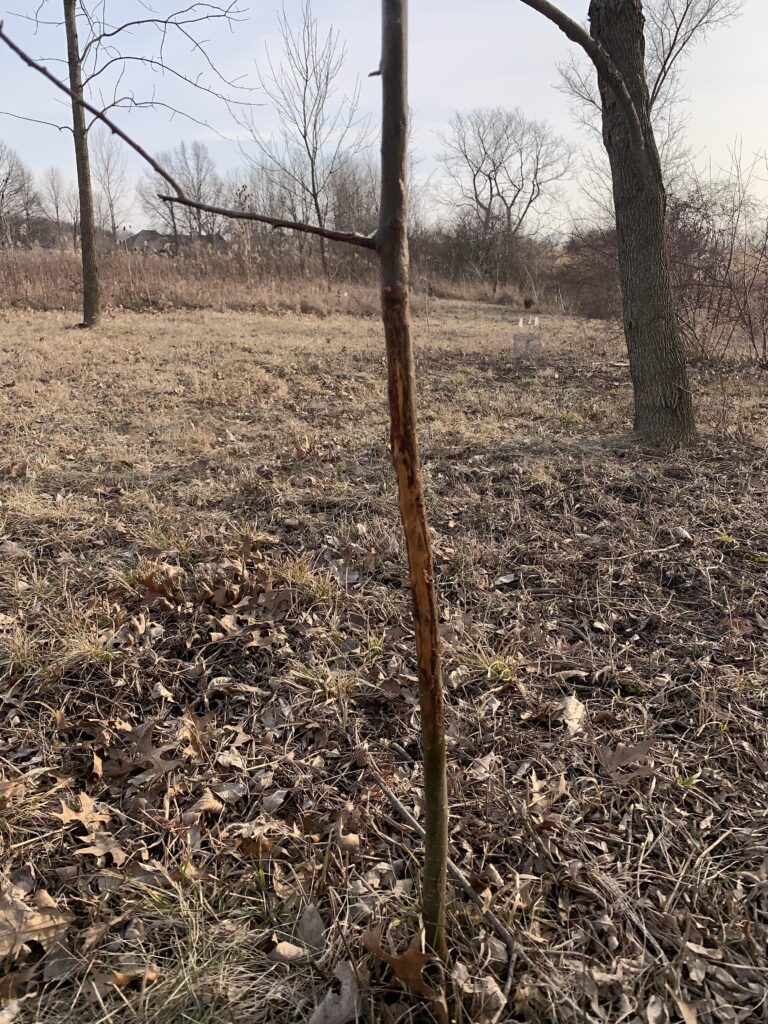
[138,142,225,247]
[63,0,100,324]
[669,151,768,367]
[13,0,245,325]
[244,0,371,278]
[438,107,572,295]
[40,166,67,245]
[91,128,130,242]
[518,0,696,443]
[62,181,80,251]
[559,0,743,208]
[0,141,37,246]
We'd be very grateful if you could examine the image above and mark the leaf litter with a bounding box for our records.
[0,307,767,1021]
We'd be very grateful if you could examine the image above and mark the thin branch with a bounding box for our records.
[157,191,375,247]
[0,109,71,133]
[516,0,648,165]
[0,22,375,250]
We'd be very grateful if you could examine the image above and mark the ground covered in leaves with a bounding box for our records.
[0,303,767,1023]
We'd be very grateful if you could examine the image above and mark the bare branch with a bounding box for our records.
[0,22,375,250]
[156,192,375,248]
[516,0,647,163]
[0,108,71,133]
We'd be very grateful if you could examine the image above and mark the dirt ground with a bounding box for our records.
[0,302,767,1023]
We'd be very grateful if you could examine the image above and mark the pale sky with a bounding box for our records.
[1,1,766,227]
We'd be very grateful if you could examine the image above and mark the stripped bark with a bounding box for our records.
[377,0,448,957]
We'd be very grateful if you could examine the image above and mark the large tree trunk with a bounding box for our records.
[589,0,695,443]
[377,0,448,958]
[64,0,100,327]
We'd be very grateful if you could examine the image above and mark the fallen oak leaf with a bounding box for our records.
[562,694,586,737]
[0,1000,19,1024]
[88,963,160,1001]
[267,938,310,963]
[212,781,248,804]
[0,780,26,814]
[0,891,74,959]
[452,962,506,1024]
[262,788,288,813]
[74,832,129,867]
[297,904,326,953]
[80,913,128,952]
[51,792,111,829]
[362,924,435,999]
[188,788,224,815]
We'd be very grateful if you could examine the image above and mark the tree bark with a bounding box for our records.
[377,0,448,958]
[64,0,100,327]
[589,0,694,442]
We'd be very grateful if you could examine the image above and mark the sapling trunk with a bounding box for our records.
[376,0,448,958]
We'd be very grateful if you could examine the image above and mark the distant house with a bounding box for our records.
[124,229,229,255]
[125,229,175,254]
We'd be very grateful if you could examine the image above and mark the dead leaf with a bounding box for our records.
[52,792,111,830]
[262,789,288,813]
[80,914,127,952]
[646,993,667,1024]
[453,963,506,1023]
[42,942,80,982]
[189,788,224,815]
[0,1000,19,1024]
[298,904,326,952]
[363,924,435,999]
[212,781,248,803]
[216,748,246,770]
[599,738,654,775]
[337,832,361,857]
[0,539,31,559]
[0,891,73,959]
[267,938,309,963]
[492,573,517,587]
[672,526,693,545]
[75,831,128,866]
[0,780,26,814]
[308,961,362,1024]
[89,963,160,1000]
[235,833,274,862]
[562,694,586,736]
[668,988,698,1024]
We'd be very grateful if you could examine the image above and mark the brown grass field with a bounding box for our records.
[1,301,767,1023]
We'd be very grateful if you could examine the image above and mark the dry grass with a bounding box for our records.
[0,302,767,1023]
[0,248,521,319]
